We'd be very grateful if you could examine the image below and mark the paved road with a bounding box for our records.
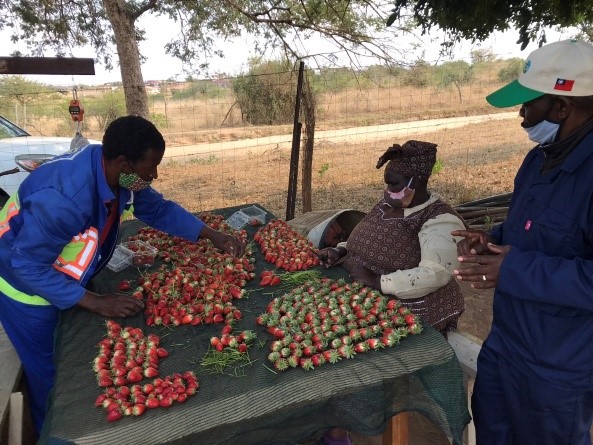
[163,111,518,160]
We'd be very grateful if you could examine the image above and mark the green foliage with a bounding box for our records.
[171,80,228,101]
[432,158,443,175]
[433,61,474,88]
[83,90,127,133]
[0,76,54,107]
[189,154,219,165]
[470,49,495,64]
[387,0,593,50]
[402,60,432,88]
[318,162,330,178]
[150,113,168,128]
[232,59,296,125]
[497,58,525,83]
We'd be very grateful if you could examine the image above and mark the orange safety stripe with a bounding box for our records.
[53,227,99,280]
[0,202,18,237]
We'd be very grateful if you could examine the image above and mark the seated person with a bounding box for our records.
[287,209,366,248]
[317,140,467,445]
[319,140,466,332]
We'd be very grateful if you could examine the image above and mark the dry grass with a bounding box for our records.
[152,116,530,218]
[13,64,527,217]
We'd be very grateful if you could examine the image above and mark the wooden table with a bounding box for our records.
[38,206,470,445]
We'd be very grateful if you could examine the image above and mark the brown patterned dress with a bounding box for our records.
[343,199,464,331]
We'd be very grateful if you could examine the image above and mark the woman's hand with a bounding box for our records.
[318,247,346,268]
[452,229,493,256]
[78,292,144,318]
[344,263,381,290]
[200,226,246,257]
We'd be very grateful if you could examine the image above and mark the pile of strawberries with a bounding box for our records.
[209,325,257,353]
[254,219,320,271]
[119,213,256,328]
[96,371,199,422]
[259,270,281,286]
[93,321,199,421]
[93,320,169,387]
[256,278,422,371]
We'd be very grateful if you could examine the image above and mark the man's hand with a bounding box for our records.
[78,292,144,318]
[452,229,493,255]
[345,262,381,290]
[200,226,246,257]
[453,243,511,289]
[318,247,346,268]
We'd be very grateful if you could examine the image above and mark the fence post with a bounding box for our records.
[286,60,305,221]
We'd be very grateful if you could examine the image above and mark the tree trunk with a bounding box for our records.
[102,0,149,118]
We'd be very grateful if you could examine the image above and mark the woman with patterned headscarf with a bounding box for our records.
[319,140,466,333]
[317,140,467,445]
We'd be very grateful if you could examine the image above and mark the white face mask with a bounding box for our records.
[524,120,560,145]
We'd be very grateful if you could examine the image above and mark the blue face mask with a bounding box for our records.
[524,120,560,145]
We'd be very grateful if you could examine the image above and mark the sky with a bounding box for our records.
[0,13,577,87]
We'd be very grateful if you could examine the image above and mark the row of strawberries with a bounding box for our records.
[256,278,422,371]
[93,320,199,421]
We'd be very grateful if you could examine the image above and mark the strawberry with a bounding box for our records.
[95,394,108,407]
[98,375,114,387]
[132,404,146,416]
[354,341,369,353]
[311,354,325,367]
[107,409,123,422]
[144,367,159,378]
[322,349,341,364]
[158,396,174,408]
[274,358,289,371]
[157,347,169,358]
[127,369,143,383]
[117,280,130,292]
[145,397,160,409]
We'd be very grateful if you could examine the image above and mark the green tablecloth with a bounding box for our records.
[39,204,470,445]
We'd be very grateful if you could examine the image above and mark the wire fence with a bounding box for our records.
[0,55,531,220]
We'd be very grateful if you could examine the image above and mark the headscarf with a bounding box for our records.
[376,140,437,179]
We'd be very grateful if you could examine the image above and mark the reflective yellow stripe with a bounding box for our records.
[0,275,50,306]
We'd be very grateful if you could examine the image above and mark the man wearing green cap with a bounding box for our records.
[452,39,593,444]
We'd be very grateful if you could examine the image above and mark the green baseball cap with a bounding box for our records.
[486,40,593,108]
[486,79,544,108]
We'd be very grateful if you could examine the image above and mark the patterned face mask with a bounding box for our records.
[118,172,152,192]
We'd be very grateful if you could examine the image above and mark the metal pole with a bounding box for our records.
[286,61,305,221]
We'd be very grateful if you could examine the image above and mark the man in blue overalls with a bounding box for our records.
[0,116,245,436]
[452,39,593,444]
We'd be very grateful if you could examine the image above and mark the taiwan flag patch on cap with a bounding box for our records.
[554,78,575,91]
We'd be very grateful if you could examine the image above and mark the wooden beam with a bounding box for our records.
[0,57,95,75]
[8,393,23,445]
[0,322,22,441]
[383,412,409,445]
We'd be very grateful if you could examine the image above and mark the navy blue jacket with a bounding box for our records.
[488,130,593,388]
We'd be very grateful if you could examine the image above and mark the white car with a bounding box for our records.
[0,115,99,207]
